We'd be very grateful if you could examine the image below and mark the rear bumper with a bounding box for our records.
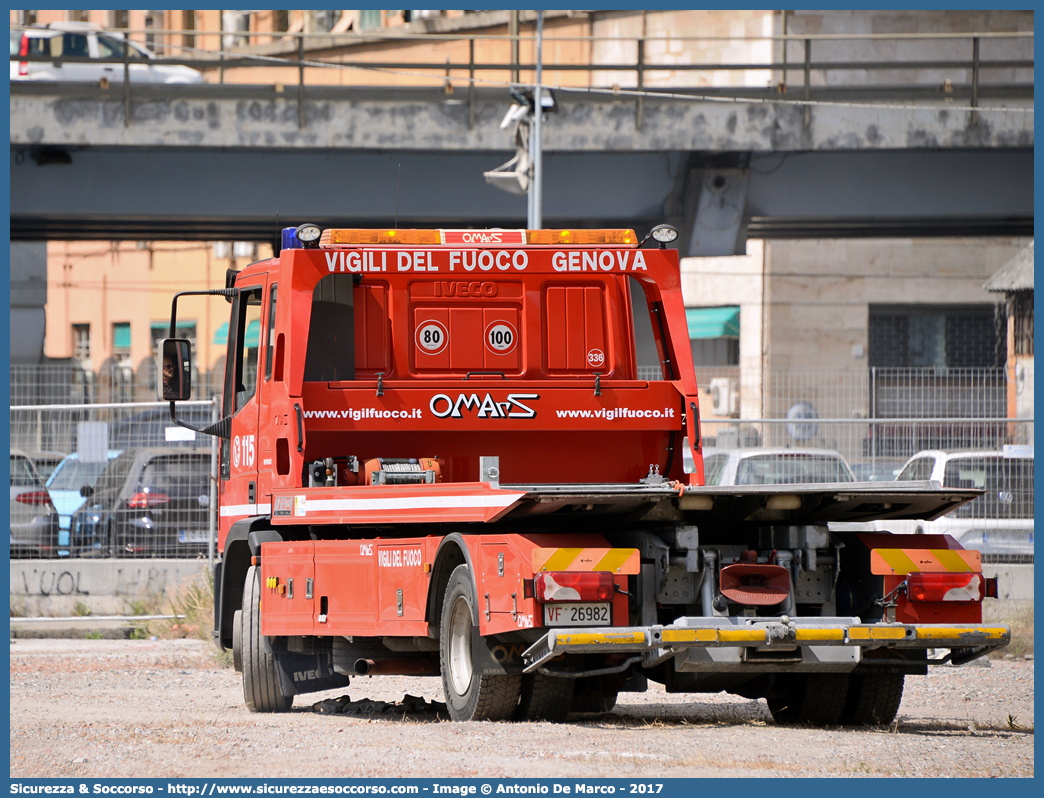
[522,616,1010,673]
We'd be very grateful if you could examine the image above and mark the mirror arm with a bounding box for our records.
[167,403,232,440]
[166,287,237,437]
[170,287,238,337]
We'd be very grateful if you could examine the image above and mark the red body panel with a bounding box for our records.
[258,532,630,638]
[267,482,525,526]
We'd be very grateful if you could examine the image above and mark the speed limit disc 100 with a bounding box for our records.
[484,321,518,354]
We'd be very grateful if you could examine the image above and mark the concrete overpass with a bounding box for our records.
[9,82,1033,255]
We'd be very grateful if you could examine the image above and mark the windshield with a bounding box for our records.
[47,457,114,491]
[736,453,854,485]
[944,456,1034,519]
[92,451,138,497]
[97,34,149,61]
[10,454,42,487]
[140,456,209,496]
[703,454,729,486]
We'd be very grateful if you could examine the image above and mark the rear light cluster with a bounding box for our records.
[906,572,986,603]
[534,571,613,602]
[18,34,28,77]
[126,491,169,509]
[16,491,53,507]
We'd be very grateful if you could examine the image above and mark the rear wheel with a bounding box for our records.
[839,673,905,725]
[767,673,850,725]
[516,672,575,722]
[440,564,521,721]
[241,565,292,712]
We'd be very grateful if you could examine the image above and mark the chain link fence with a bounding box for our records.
[10,400,218,562]
[9,366,1033,562]
[10,364,222,407]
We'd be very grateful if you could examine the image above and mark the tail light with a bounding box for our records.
[534,571,613,602]
[984,576,999,599]
[19,34,29,76]
[126,491,169,509]
[16,491,53,507]
[907,572,985,603]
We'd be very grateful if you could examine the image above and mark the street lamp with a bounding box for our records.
[482,11,553,227]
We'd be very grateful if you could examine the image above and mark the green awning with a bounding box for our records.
[151,321,195,336]
[686,306,739,339]
[213,322,229,346]
[113,323,130,349]
[212,320,259,347]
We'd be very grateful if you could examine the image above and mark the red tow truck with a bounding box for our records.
[163,223,1008,723]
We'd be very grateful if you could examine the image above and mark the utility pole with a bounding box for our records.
[529,10,544,230]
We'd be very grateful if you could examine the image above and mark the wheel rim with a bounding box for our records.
[447,594,474,696]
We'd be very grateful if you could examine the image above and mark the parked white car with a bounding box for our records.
[11,23,203,84]
[691,447,856,486]
[888,448,1034,555]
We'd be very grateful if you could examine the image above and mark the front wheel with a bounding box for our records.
[439,564,521,721]
[241,565,292,712]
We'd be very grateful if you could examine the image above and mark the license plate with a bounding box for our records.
[543,603,611,627]
[178,530,208,543]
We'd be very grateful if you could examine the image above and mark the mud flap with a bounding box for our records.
[272,649,351,698]
[471,627,528,675]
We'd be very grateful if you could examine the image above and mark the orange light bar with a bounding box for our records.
[318,228,638,247]
[320,229,443,246]
[526,229,637,245]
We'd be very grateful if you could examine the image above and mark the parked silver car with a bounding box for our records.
[11,23,203,83]
[891,448,1034,555]
[692,447,856,486]
[10,448,60,558]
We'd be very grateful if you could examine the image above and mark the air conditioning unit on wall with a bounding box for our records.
[710,377,739,417]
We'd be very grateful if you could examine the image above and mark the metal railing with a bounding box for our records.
[11,26,1033,130]
[699,417,1034,465]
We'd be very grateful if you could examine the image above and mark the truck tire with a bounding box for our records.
[767,673,849,725]
[241,565,292,713]
[439,564,521,722]
[839,673,904,725]
[516,672,575,722]
[231,610,243,673]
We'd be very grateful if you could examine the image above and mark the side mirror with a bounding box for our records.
[161,338,193,401]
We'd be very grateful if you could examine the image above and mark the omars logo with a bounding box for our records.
[429,392,539,419]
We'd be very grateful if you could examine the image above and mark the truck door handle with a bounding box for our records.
[690,401,701,449]
[294,403,304,452]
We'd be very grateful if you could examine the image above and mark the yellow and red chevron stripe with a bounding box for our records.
[532,547,640,575]
[870,548,980,575]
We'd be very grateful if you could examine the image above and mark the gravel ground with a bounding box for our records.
[9,638,1033,779]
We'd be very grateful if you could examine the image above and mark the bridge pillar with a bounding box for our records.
[686,168,751,258]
